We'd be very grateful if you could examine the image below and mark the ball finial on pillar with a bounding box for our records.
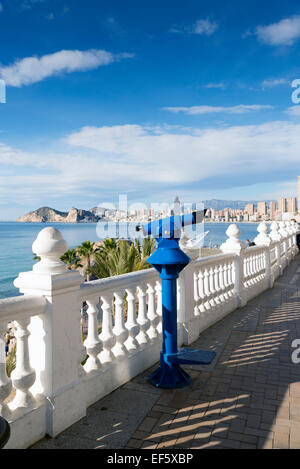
[32,227,68,274]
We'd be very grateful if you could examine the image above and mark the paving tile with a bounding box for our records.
[274,432,289,449]
[126,438,143,449]
[138,417,158,433]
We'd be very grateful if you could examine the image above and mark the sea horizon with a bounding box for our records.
[0,221,261,300]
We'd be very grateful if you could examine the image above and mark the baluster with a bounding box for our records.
[208,266,216,308]
[198,270,206,314]
[147,283,159,340]
[249,255,255,284]
[230,261,235,295]
[155,281,162,334]
[218,264,226,301]
[258,252,263,278]
[244,256,249,286]
[262,251,266,276]
[256,253,261,280]
[226,262,233,297]
[99,294,116,364]
[213,264,221,305]
[136,284,150,346]
[257,252,261,278]
[0,321,12,418]
[223,263,230,299]
[83,300,102,372]
[262,251,266,277]
[112,290,129,358]
[136,284,150,345]
[10,318,36,410]
[124,287,140,351]
[246,255,250,285]
[203,268,211,310]
[193,270,200,316]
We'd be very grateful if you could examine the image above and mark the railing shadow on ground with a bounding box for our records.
[128,264,300,449]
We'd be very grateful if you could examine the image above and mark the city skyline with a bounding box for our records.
[1,1,300,220]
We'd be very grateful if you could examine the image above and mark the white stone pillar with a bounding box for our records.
[254,222,271,287]
[14,227,85,437]
[254,222,271,247]
[220,224,247,308]
[270,222,282,275]
[270,222,281,242]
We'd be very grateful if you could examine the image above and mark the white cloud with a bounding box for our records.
[21,0,45,10]
[63,121,300,185]
[193,18,218,36]
[261,78,289,88]
[162,104,273,115]
[285,106,300,116]
[0,49,134,87]
[205,83,226,89]
[2,121,300,205]
[170,18,218,36]
[256,15,300,46]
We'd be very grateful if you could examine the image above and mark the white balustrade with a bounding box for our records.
[0,221,299,449]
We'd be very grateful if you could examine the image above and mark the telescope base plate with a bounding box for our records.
[168,348,216,365]
[149,349,216,389]
[149,364,191,389]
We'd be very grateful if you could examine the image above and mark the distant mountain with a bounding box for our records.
[202,199,264,210]
[16,207,103,223]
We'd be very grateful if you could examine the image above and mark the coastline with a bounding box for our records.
[12,219,272,225]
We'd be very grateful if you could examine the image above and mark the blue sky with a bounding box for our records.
[1,0,300,219]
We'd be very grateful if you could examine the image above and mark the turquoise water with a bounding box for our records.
[0,221,260,299]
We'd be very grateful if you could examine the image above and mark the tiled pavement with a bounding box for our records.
[32,254,300,449]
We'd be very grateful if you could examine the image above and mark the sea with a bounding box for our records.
[0,221,261,300]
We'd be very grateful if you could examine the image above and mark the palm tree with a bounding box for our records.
[77,241,97,281]
[102,238,117,251]
[88,237,155,279]
[60,249,83,271]
[134,237,156,270]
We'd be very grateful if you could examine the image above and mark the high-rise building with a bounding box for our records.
[245,203,254,215]
[270,201,277,219]
[288,197,297,213]
[257,201,267,216]
[278,198,286,213]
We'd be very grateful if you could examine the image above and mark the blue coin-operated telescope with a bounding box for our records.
[136,210,216,389]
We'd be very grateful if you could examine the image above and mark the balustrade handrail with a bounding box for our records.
[192,252,236,269]
[79,267,159,300]
[0,295,47,322]
[244,245,266,256]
